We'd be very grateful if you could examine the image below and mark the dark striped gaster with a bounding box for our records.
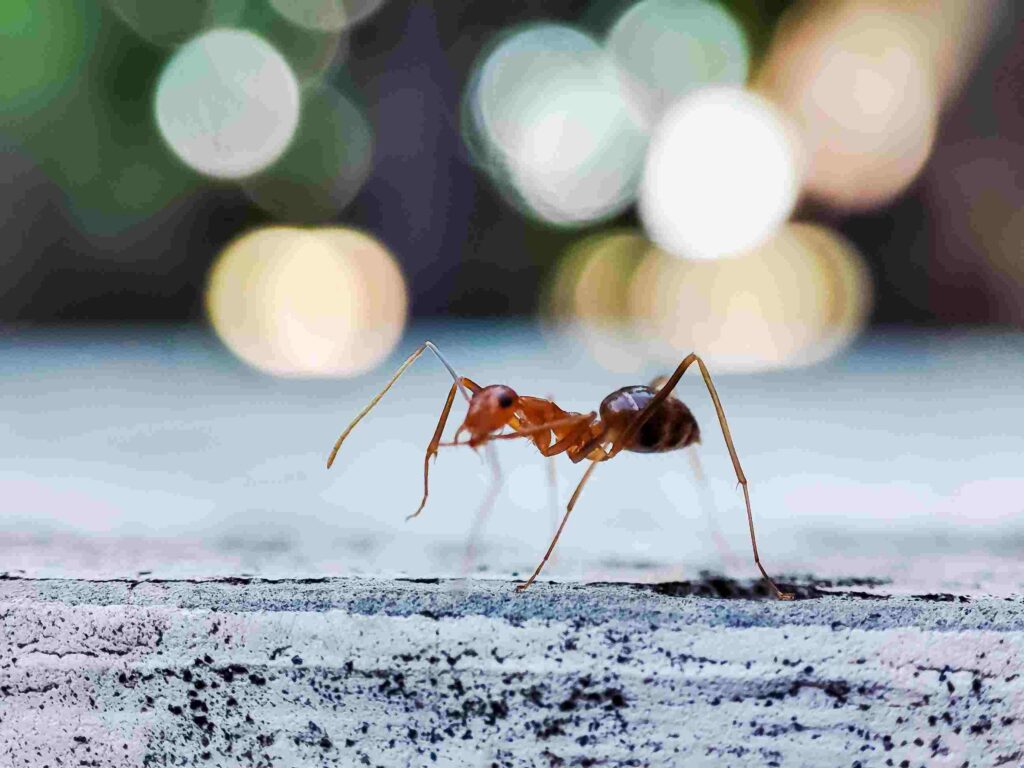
[599,385,700,454]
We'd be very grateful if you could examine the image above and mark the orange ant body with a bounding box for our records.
[327,341,793,600]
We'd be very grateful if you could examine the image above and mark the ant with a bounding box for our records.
[327,341,793,600]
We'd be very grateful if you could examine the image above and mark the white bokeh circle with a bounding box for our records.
[155,28,301,180]
[465,24,647,227]
[639,86,804,260]
[606,0,749,126]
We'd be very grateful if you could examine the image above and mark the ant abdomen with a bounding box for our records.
[600,385,700,453]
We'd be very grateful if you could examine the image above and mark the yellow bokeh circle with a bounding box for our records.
[206,226,408,377]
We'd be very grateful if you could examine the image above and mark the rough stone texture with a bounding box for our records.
[2,575,1023,767]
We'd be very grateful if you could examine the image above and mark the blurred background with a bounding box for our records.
[1,0,1022,586]
[2,0,1022,334]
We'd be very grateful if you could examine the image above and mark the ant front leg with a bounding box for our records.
[613,355,794,601]
[409,378,473,521]
[409,375,482,520]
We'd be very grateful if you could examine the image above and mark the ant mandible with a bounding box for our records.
[327,341,794,600]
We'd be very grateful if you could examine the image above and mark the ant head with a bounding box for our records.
[459,384,519,446]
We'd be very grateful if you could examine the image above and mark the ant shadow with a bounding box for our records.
[595,574,895,601]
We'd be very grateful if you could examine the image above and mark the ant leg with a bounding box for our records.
[534,414,597,566]
[613,354,793,600]
[462,442,503,574]
[485,413,596,444]
[438,413,593,450]
[542,393,562,547]
[539,415,598,457]
[411,375,485,519]
[568,424,612,464]
[687,446,739,569]
[408,380,458,520]
[515,459,600,592]
[546,456,559,541]
[690,357,792,600]
[461,412,595,574]
[327,341,472,468]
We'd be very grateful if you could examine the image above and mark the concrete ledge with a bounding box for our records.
[2,576,1023,766]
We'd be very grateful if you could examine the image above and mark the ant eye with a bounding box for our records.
[498,394,514,408]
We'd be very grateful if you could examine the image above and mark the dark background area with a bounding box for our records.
[1,0,1021,323]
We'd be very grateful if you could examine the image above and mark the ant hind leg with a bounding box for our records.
[612,354,793,600]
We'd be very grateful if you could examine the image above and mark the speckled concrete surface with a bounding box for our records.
[2,575,1023,767]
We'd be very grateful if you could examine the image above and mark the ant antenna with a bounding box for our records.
[327,341,470,469]
[425,341,471,402]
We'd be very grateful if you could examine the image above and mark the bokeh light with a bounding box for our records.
[605,0,749,127]
[206,227,408,377]
[242,86,373,223]
[789,224,875,365]
[639,86,803,260]
[3,7,197,234]
[628,223,873,372]
[103,0,215,47]
[901,0,1000,103]
[544,230,650,372]
[0,0,92,116]
[463,23,647,227]
[238,0,350,85]
[756,2,939,210]
[155,28,301,180]
[269,0,385,33]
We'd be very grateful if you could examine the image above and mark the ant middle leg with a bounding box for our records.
[446,413,595,574]
[542,393,561,546]
[462,441,503,574]
[475,413,596,581]
[513,423,613,592]
[546,455,559,544]
[515,458,602,592]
